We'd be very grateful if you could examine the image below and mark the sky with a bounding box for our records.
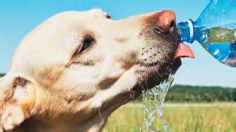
[0,0,235,87]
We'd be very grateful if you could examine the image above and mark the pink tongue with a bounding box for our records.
[174,43,195,59]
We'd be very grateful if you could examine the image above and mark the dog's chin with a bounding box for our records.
[132,58,181,95]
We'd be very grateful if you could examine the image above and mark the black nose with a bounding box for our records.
[153,10,176,34]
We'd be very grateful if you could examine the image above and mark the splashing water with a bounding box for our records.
[140,75,174,132]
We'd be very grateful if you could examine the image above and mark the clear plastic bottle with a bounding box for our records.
[178,0,236,67]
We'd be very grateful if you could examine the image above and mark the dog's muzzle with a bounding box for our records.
[152,10,194,59]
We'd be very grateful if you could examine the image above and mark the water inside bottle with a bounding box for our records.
[201,26,236,66]
[140,75,174,132]
[205,42,236,67]
[203,42,231,62]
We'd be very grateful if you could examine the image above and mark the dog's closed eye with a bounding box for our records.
[72,34,95,57]
[80,35,95,53]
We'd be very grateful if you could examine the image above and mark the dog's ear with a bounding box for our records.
[1,79,36,131]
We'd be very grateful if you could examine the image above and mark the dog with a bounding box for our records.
[0,9,193,132]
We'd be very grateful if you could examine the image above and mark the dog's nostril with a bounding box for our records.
[153,26,164,34]
[170,21,175,28]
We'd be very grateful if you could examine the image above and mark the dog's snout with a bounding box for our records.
[154,10,176,33]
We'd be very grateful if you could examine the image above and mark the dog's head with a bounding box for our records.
[0,9,193,131]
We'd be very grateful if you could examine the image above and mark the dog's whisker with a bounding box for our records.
[154,72,160,80]
[144,79,149,89]
[156,71,163,81]
[140,83,146,91]
[97,107,105,124]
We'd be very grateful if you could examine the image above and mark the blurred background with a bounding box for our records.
[0,0,235,131]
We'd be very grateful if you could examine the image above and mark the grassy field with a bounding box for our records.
[103,103,236,132]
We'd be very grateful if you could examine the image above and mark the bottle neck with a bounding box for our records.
[177,19,195,43]
[178,19,209,44]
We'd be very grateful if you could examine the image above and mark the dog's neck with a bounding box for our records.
[13,92,134,132]
[15,114,106,132]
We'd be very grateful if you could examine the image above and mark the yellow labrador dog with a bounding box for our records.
[0,9,193,132]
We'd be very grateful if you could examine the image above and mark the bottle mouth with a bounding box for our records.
[186,19,194,43]
[177,19,195,43]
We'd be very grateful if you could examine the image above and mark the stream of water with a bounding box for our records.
[140,75,174,132]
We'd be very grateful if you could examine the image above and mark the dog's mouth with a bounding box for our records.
[133,41,194,94]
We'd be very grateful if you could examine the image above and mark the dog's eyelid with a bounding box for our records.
[72,34,95,58]
[81,35,95,51]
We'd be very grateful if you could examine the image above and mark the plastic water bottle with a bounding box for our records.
[178,0,236,67]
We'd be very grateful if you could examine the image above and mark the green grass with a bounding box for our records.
[103,103,236,132]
